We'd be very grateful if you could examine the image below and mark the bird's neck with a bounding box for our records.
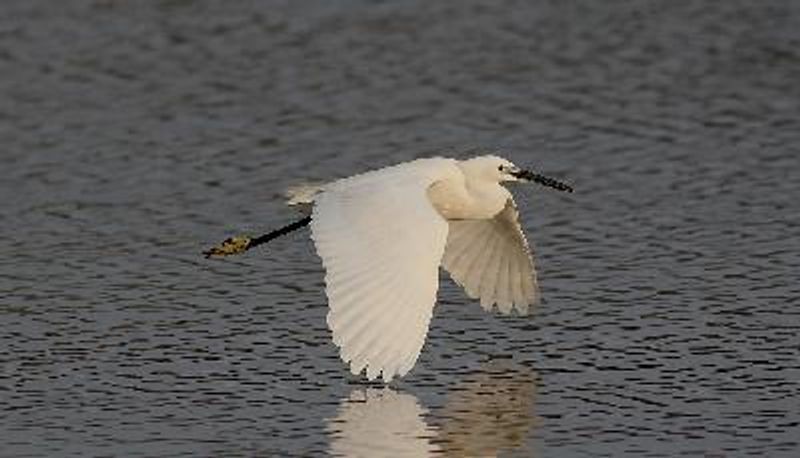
[465,181,509,217]
[428,179,509,220]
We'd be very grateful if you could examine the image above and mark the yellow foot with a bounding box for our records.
[203,236,252,258]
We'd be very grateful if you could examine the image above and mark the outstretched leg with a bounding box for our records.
[203,216,311,258]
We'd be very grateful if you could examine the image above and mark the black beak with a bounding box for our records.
[512,169,574,193]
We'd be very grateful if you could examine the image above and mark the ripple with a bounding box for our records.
[2,0,799,456]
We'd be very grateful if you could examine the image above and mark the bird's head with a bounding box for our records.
[463,155,574,192]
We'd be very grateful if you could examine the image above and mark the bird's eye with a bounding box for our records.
[498,165,504,171]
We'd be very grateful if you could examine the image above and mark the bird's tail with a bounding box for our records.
[285,183,324,208]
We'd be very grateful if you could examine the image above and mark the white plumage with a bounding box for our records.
[205,154,571,382]
[310,156,542,382]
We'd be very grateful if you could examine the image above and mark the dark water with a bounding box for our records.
[2,1,799,456]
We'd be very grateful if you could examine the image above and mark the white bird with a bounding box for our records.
[204,155,573,382]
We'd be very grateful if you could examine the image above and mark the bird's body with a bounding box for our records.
[205,154,573,383]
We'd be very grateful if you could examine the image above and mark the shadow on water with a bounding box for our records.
[327,361,538,457]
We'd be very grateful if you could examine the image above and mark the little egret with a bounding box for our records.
[204,155,572,382]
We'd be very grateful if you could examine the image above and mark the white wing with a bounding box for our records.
[311,159,457,382]
[441,198,539,315]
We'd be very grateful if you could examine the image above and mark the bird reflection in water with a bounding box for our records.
[327,362,538,457]
[327,389,439,457]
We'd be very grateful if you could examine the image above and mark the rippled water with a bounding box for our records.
[2,1,799,456]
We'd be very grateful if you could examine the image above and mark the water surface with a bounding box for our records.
[1,1,799,456]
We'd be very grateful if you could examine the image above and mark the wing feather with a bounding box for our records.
[477,233,502,307]
[441,223,493,295]
[329,269,397,342]
[478,231,504,310]
[513,251,531,315]
[510,247,525,308]
[356,280,413,377]
[460,225,497,298]
[374,285,419,378]
[496,253,512,313]
[441,223,489,281]
[441,198,539,315]
[311,158,456,382]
